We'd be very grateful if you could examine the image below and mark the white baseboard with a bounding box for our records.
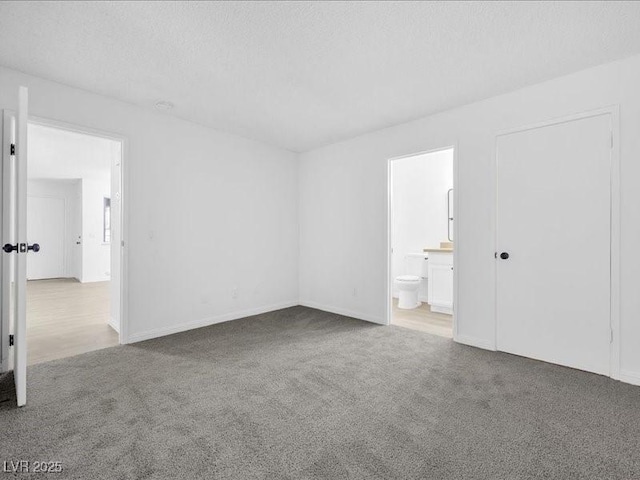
[299,300,386,325]
[454,333,496,351]
[126,300,299,344]
[80,277,110,284]
[431,304,453,315]
[108,317,120,334]
[618,369,640,387]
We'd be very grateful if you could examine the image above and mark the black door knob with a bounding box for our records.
[28,243,40,253]
[500,252,509,260]
[3,243,17,253]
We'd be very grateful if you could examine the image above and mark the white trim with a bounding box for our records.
[431,305,453,315]
[28,115,124,143]
[609,106,621,381]
[494,105,621,379]
[127,301,299,343]
[300,300,385,325]
[0,110,11,372]
[495,106,618,138]
[79,276,110,284]
[108,317,120,334]
[120,138,129,344]
[455,334,496,351]
[385,145,457,336]
[491,123,499,352]
[386,157,393,326]
[452,145,460,340]
[618,370,640,387]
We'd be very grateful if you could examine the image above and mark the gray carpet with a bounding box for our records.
[1,306,639,479]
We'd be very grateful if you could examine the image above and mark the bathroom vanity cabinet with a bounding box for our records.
[424,249,453,315]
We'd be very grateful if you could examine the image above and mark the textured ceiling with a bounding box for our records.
[2,1,640,152]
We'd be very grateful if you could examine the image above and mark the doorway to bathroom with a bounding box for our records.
[387,147,455,338]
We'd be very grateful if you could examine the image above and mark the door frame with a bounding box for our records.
[385,144,459,340]
[1,110,15,372]
[493,105,620,380]
[0,111,130,369]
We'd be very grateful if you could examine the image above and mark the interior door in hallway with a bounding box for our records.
[27,196,65,280]
[496,112,612,375]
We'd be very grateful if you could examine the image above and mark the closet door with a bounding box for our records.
[496,113,611,375]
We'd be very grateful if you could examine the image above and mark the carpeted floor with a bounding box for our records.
[1,306,639,479]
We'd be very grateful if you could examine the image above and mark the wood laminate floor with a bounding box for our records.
[26,278,118,365]
[391,298,453,338]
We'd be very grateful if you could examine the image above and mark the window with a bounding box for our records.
[103,197,111,243]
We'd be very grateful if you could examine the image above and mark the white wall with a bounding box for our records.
[299,54,640,385]
[80,177,111,283]
[392,150,452,298]
[26,179,80,279]
[0,66,299,343]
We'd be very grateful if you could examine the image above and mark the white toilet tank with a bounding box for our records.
[405,253,429,278]
[404,253,429,302]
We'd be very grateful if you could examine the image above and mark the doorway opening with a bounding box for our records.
[387,147,455,337]
[25,120,123,365]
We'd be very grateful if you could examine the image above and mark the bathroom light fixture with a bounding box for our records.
[155,100,174,110]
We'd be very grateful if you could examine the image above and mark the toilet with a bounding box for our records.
[395,275,421,309]
[395,254,429,309]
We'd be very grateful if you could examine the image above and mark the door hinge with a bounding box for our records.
[610,328,614,343]
[9,334,14,346]
[10,144,15,156]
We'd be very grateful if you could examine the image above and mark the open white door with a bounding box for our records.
[15,87,29,406]
[2,87,30,406]
[1,112,15,375]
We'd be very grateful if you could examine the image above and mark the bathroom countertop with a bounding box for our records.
[423,248,454,253]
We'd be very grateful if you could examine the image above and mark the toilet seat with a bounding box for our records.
[396,275,420,283]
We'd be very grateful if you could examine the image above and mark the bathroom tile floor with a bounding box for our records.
[391,298,453,338]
